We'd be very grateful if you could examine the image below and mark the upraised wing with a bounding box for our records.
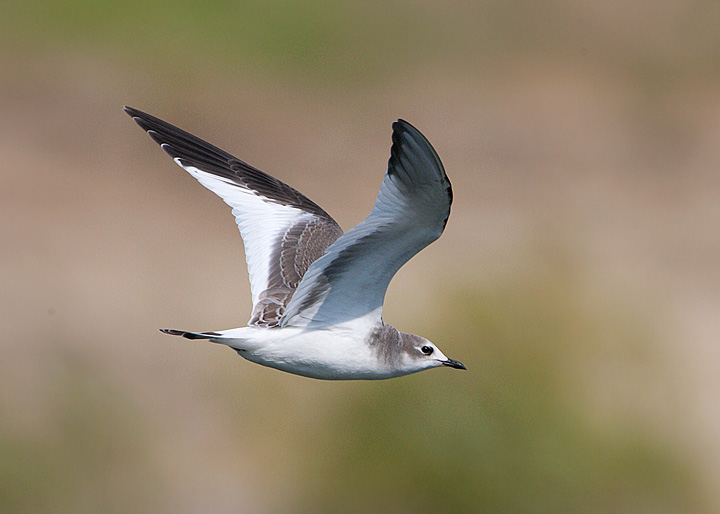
[124,107,344,326]
[280,119,452,328]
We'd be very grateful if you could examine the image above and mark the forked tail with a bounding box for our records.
[160,329,221,340]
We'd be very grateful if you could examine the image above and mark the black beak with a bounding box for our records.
[442,358,467,370]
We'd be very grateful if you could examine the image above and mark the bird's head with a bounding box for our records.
[399,333,466,374]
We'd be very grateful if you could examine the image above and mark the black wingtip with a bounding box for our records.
[123,106,160,133]
[123,105,140,118]
[391,119,433,148]
[389,118,449,178]
[393,118,414,131]
[123,106,154,133]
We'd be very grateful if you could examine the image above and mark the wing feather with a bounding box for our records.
[281,119,451,328]
[124,107,343,326]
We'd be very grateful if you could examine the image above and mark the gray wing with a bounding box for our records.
[280,119,452,328]
[124,107,344,326]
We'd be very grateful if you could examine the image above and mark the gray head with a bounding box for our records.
[399,332,466,375]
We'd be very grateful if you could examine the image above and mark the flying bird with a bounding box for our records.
[125,106,464,379]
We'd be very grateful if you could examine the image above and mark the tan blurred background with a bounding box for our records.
[2,1,719,512]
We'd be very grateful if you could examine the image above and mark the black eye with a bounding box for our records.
[421,345,434,355]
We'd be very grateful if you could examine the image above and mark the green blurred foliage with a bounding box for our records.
[294,275,703,513]
[0,346,160,514]
[0,276,705,513]
[4,0,433,82]
[5,0,720,87]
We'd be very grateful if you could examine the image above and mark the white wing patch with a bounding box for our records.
[177,160,314,308]
[126,108,449,332]
[125,106,344,327]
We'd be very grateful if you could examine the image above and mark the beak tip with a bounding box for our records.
[442,358,467,370]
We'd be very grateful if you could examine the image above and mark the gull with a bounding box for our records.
[124,106,465,380]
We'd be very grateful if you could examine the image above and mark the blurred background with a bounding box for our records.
[2,0,719,512]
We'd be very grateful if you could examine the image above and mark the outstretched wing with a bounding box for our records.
[124,107,343,326]
[281,119,452,328]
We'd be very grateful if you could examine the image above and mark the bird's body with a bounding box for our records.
[192,317,393,380]
[125,107,465,379]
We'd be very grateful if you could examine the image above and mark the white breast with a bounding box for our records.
[229,323,398,380]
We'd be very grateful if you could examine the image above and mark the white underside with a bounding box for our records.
[211,329,384,380]
[205,311,420,380]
